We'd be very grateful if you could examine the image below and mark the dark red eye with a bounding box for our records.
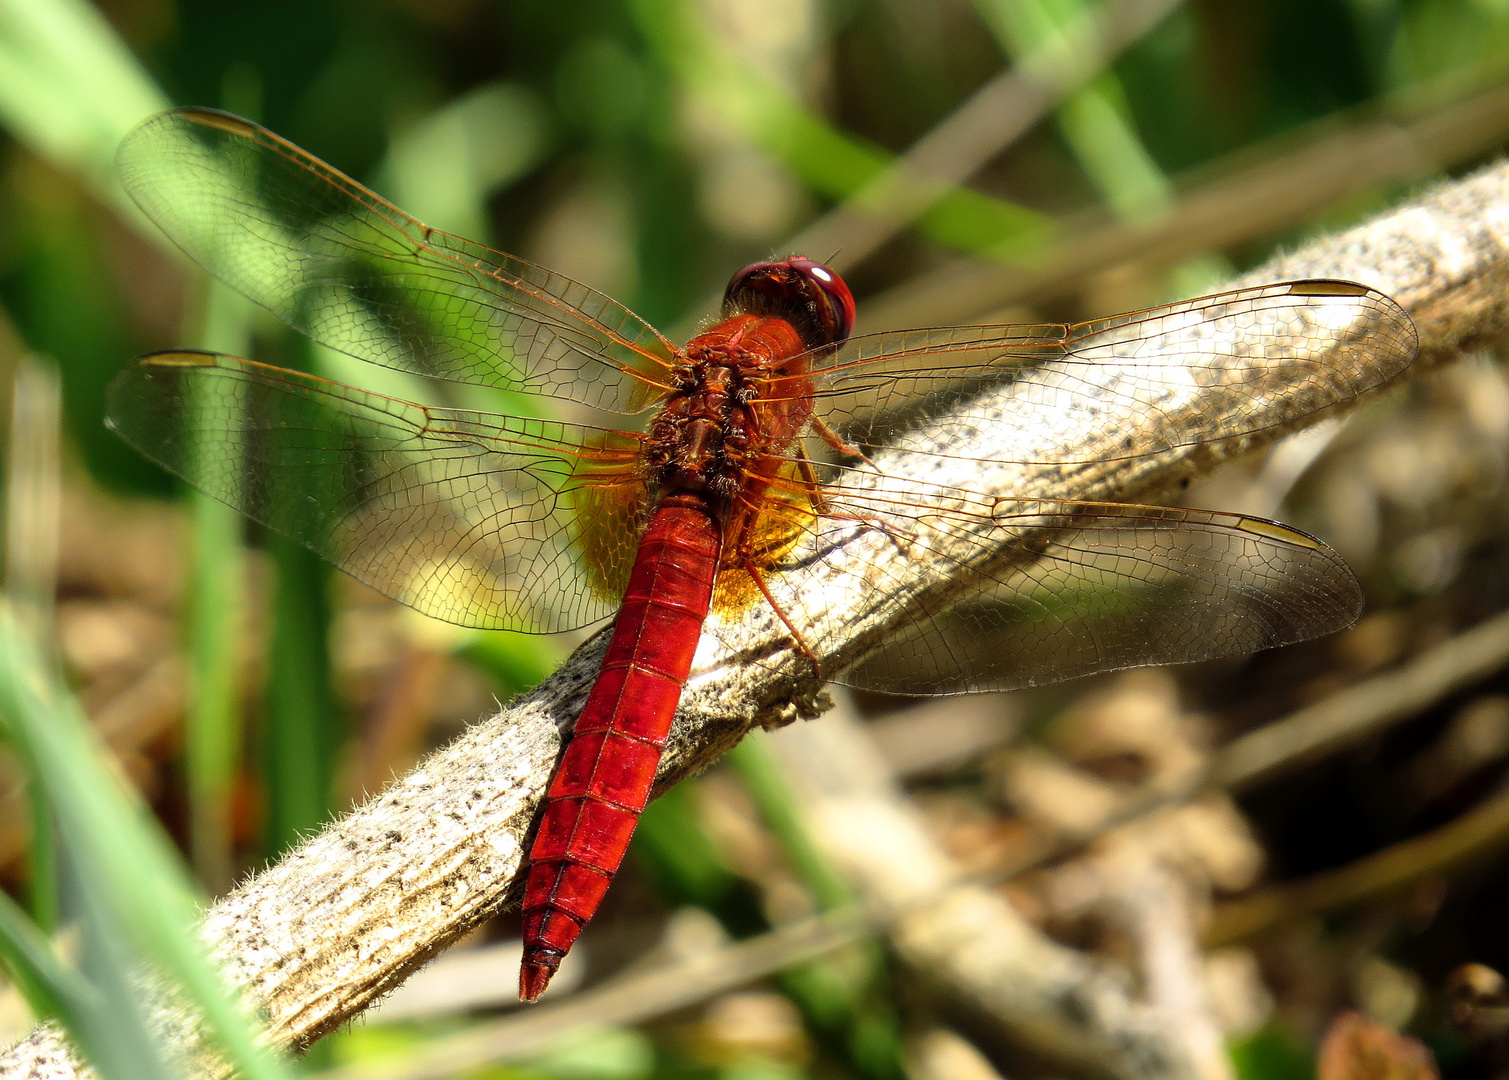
[723,257,856,350]
[787,258,855,343]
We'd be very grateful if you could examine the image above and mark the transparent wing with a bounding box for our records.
[793,280,1416,463]
[105,352,649,632]
[117,108,678,413]
[731,474,1361,695]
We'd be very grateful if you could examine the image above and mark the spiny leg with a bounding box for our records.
[741,550,823,681]
[790,455,914,551]
[811,413,875,467]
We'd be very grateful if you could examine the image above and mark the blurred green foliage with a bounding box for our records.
[0,0,1503,1077]
[1231,1025,1317,1080]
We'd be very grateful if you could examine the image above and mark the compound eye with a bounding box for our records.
[723,261,774,307]
[788,259,856,344]
[722,257,857,349]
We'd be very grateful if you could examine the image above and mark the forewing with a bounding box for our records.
[106,352,647,632]
[803,281,1416,462]
[116,108,678,412]
[740,478,1360,695]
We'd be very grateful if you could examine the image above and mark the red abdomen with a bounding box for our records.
[519,489,723,1000]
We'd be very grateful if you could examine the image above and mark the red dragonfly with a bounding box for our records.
[107,108,1416,1001]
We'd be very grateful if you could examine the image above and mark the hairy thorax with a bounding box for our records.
[642,314,817,501]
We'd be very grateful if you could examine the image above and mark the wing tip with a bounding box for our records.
[1285,278,1420,369]
[1236,515,1324,550]
[174,106,262,139]
[1285,279,1374,298]
[140,350,220,369]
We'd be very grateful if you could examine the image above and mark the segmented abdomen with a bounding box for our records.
[519,489,723,1000]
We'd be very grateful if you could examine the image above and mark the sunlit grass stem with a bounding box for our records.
[186,281,253,894]
[0,605,294,1080]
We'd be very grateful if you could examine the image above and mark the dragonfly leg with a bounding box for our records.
[791,458,916,552]
[811,414,878,469]
[796,455,835,517]
[742,552,823,681]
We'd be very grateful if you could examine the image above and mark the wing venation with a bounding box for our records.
[736,476,1362,694]
[794,279,1416,466]
[117,108,678,414]
[107,351,647,632]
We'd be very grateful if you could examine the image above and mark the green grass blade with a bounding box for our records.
[379,81,549,241]
[726,733,904,1080]
[186,282,254,893]
[726,733,852,912]
[262,535,341,858]
[0,873,95,1029]
[0,606,295,1080]
[186,484,244,891]
[456,629,559,701]
[975,0,1174,221]
[0,0,167,212]
[633,0,1056,263]
[4,354,63,931]
[25,779,55,931]
[67,855,186,1080]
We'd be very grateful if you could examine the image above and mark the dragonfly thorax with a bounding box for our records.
[644,349,757,498]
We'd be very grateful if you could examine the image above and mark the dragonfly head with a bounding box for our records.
[723,257,856,351]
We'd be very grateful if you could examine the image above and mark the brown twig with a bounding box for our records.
[1107,859,1236,1080]
[764,698,1222,1080]
[988,606,1509,884]
[784,0,1184,274]
[673,0,1182,337]
[313,909,866,1080]
[864,72,1509,332]
[1215,610,1509,792]
[1204,781,1509,947]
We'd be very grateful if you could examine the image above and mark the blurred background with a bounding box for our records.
[5,0,1509,1078]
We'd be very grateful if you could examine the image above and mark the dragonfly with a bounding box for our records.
[107,108,1418,1001]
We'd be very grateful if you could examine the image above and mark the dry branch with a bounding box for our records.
[317,909,867,1080]
[7,160,1509,1080]
[785,0,1185,273]
[984,604,1509,885]
[766,699,1227,1080]
[1204,780,1509,947]
[1214,607,1509,791]
[864,73,1509,332]
[1106,858,1236,1080]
